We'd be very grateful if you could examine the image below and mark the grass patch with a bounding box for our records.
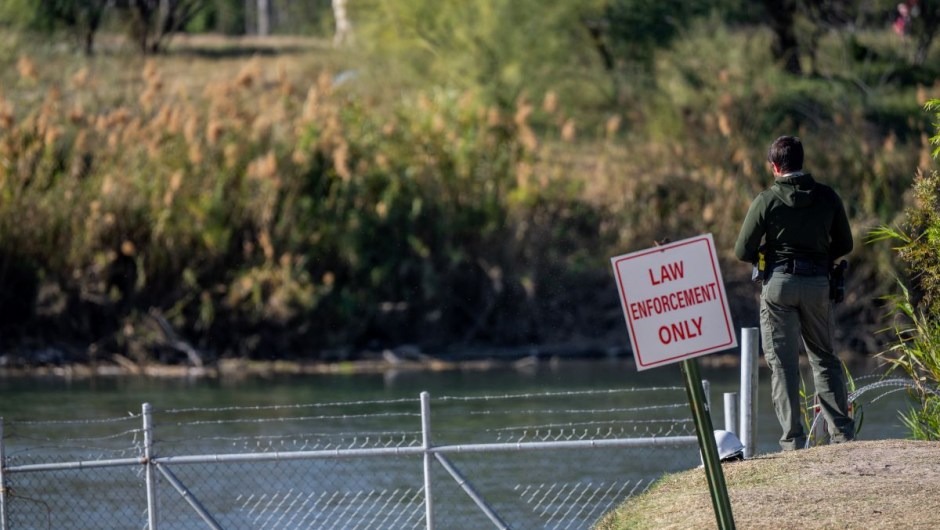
[594,441,940,530]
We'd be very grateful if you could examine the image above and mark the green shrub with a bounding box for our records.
[354,0,598,106]
[876,282,940,440]
[870,99,940,440]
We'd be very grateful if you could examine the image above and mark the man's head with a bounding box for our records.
[767,135,804,175]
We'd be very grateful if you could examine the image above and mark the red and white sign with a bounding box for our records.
[610,234,737,371]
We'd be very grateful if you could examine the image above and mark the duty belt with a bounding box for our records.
[771,258,829,277]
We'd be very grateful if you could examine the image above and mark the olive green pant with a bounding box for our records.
[760,272,854,450]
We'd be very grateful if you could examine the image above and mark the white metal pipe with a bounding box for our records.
[155,463,223,530]
[151,447,425,465]
[421,391,434,530]
[430,437,699,454]
[740,327,759,458]
[6,435,701,473]
[435,453,509,529]
[723,392,738,435]
[1,417,8,530]
[702,380,711,412]
[5,457,144,473]
[143,403,158,530]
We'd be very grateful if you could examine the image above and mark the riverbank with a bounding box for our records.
[594,439,940,529]
[0,344,886,380]
[0,343,629,379]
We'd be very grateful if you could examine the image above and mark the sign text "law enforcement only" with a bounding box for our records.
[611,234,737,371]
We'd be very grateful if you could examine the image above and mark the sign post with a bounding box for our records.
[681,357,735,529]
[611,234,737,529]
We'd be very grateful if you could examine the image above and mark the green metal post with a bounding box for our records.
[681,358,736,530]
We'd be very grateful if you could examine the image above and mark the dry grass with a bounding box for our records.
[0,32,349,109]
[594,440,940,529]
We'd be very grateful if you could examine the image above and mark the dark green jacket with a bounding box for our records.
[734,172,853,265]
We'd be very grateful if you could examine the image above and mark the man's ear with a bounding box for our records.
[770,162,782,176]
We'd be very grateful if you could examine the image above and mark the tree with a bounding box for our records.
[186,0,246,35]
[332,0,353,46]
[239,0,335,38]
[257,0,270,36]
[355,0,610,107]
[908,0,940,65]
[762,0,802,74]
[800,0,858,75]
[601,0,705,72]
[9,0,110,55]
[777,1,939,75]
[119,0,207,54]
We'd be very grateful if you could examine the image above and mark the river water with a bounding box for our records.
[0,357,912,448]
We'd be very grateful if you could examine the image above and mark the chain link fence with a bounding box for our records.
[1,386,712,529]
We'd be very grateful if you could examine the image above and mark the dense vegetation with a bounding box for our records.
[871,100,940,439]
[0,1,936,366]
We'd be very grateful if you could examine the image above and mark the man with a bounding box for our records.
[734,135,855,450]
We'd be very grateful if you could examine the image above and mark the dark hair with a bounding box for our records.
[767,136,804,173]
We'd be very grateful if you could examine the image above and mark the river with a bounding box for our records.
[0,357,912,448]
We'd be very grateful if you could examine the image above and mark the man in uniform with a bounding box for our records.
[734,135,855,450]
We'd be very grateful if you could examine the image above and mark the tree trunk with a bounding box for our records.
[764,0,802,75]
[81,2,106,56]
[257,0,270,36]
[84,28,96,56]
[912,3,940,66]
[332,0,353,46]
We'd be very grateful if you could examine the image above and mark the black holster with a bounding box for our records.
[829,260,848,303]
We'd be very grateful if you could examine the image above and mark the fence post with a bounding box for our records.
[702,380,712,413]
[143,403,158,530]
[1,417,7,530]
[421,392,434,530]
[723,393,738,435]
[740,328,759,458]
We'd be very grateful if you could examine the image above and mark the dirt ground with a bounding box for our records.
[596,439,940,529]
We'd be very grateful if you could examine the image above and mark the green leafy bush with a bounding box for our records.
[870,99,940,440]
